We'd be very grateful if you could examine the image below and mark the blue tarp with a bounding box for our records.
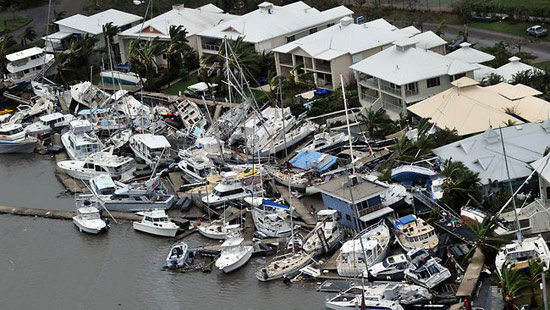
[394,214,416,228]
[314,88,332,96]
[116,65,131,70]
[78,108,109,115]
[289,150,338,173]
[263,199,290,210]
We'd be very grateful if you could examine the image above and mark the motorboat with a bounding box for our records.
[70,81,111,108]
[25,112,74,136]
[77,108,128,131]
[264,165,311,190]
[205,98,250,141]
[390,165,436,185]
[256,252,313,282]
[201,179,263,208]
[0,123,38,154]
[430,177,445,200]
[31,80,71,104]
[302,210,344,256]
[72,205,108,234]
[325,282,432,310]
[4,47,55,87]
[368,254,408,281]
[215,236,253,273]
[166,241,189,268]
[177,149,212,183]
[175,100,207,140]
[337,220,390,277]
[61,120,102,160]
[100,70,144,85]
[107,129,132,150]
[259,120,318,156]
[57,149,136,181]
[363,175,412,207]
[404,248,451,289]
[129,134,171,165]
[82,174,175,212]
[391,214,439,251]
[197,220,241,240]
[132,209,179,237]
[495,235,550,274]
[251,203,292,238]
[304,131,352,153]
[9,97,55,123]
[111,90,151,118]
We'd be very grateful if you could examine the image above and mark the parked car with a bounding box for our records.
[526,25,548,37]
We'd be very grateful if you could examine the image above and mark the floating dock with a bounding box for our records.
[0,205,141,221]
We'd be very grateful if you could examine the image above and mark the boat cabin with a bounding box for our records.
[91,174,117,195]
[130,134,171,164]
[393,214,437,246]
[0,123,25,138]
[78,207,101,220]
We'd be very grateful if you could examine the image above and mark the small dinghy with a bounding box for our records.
[132,209,179,237]
[72,205,109,234]
[166,242,189,268]
[215,236,253,273]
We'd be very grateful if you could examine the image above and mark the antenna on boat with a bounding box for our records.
[498,126,522,244]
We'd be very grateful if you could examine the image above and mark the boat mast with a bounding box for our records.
[340,74,355,176]
[499,126,522,244]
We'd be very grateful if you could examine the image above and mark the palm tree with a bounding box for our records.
[212,36,260,84]
[166,25,189,77]
[494,264,533,310]
[54,10,66,21]
[0,35,16,73]
[464,216,505,260]
[102,22,120,62]
[440,159,482,211]
[53,52,75,86]
[392,136,416,162]
[128,38,166,89]
[360,108,390,138]
[21,27,37,47]
[481,73,504,86]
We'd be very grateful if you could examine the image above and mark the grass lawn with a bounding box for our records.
[491,0,550,8]
[533,60,550,69]
[162,73,199,96]
[0,16,32,32]
[468,21,533,38]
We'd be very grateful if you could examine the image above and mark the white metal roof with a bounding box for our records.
[55,9,142,35]
[495,56,544,82]
[406,31,447,50]
[273,18,409,61]
[119,4,236,39]
[445,42,495,64]
[6,47,44,62]
[41,32,72,41]
[433,123,550,185]
[198,1,353,44]
[473,63,496,82]
[133,134,171,149]
[350,44,478,85]
[39,112,64,122]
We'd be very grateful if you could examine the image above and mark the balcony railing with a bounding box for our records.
[380,83,401,96]
[360,92,378,103]
[279,59,293,66]
[315,63,331,73]
[359,77,378,88]
[405,89,419,97]
[202,43,220,51]
[383,100,404,114]
[358,203,386,217]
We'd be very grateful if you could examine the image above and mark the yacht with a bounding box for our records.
[111,90,151,118]
[302,210,344,256]
[201,180,263,208]
[495,235,550,274]
[0,123,38,154]
[304,131,352,153]
[175,100,207,140]
[83,174,175,212]
[259,121,318,156]
[337,220,390,277]
[57,149,136,181]
[251,204,292,238]
[133,209,179,237]
[25,112,74,136]
[61,120,102,160]
[264,165,311,190]
[100,70,144,86]
[368,253,408,280]
[9,97,54,123]
[72,205,109,234]
[107,129,132,150]
[391,214,439,251]
[197,220,241,240]
[256,252,313,282]
[177,149,212,183]
[77,108,128,132]
[205,98,250,141]
[4,47,54,87]
[70,81,111,108]
[166,241,189,268]
[325,282,432,310]
[404,248,451,289]
[31,80,71,104]
[215,236,253,273]
[129,134,171,165]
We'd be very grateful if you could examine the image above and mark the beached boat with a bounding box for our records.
[25,112,74,136]
[166,242,189,268]
[175,99,207,140]
[391,214,439,251]
[70,81,111,108]
[201,179,263,208]
[57,149,135,181]
[251,204,292,238]
[72,206,108,234]
[4,47,55,87]
[100,70,144,85]
[197,220,241,240]
[61,120,102,160]
[215,236,253,273]
[259,121,318,156]
[133,209,179,237]
[368,253,408,281]
[111,90,151,118]
[129,134,171,165]
[10,97,55,123]
[404,248,451,289]
[304,131,352,153]
[177,149,212,183]
[264,165,310,190]
[302,210,344,256]
[337,220,390,277]
[0,123,38,154]
[495,235,550,274]
[107,129,132,150]
[256,252,313,282]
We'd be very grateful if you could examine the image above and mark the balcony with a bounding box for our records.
[359,77,378,89]
[202,43,220,52]
[379,83,401,96]
[279,55,293,67]
[360,92,378,103]
[383,100,404,114]
[315,63,331,73]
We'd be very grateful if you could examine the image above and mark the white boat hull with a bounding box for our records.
[133,222,178,237]
[217,246,253,273]
[72,218,106,234]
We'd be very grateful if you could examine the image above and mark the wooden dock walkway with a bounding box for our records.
[0,205,141,221]
[275,185,316,226]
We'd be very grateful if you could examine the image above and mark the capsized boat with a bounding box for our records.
[72,205,109,234]
[495,235,550,274]
[336,220,390,277]
[250,199,293,238]
[215,236,253,273]
[404,248,451,289]
[259,120,318,156]
[133,209,179,237]
[302,209,344,256]
[0,123,38,154]
[100,70,144,85]
[256,252,313,282]
[166,242,189,268]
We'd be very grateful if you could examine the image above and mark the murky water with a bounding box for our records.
[0,155,328,309]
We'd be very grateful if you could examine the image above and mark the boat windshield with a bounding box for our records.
[82,213,100,220]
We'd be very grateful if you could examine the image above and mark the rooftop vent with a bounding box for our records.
[340,16,353,27]
[483,127,500,144]
[258,1,273,14]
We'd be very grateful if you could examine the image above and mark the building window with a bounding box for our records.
[427,77,441,88]
[406,82,417,93]
[286,35,295,43]
[309,27,317,34]
[345,214,352,222]
[327,23,335,27]
[453,73,466,81]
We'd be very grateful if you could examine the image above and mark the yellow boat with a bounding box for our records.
[0,109,13,115]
